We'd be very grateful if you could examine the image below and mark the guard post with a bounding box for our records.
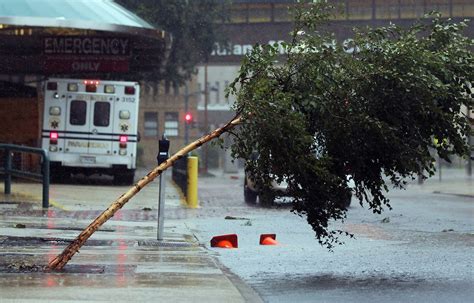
[187,156,198,208]
[156,134,170,241]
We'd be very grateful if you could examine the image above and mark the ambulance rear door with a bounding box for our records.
[64,93,114,163]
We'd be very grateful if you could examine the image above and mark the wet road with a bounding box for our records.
[0,168,472,302]
[191,170,474,303]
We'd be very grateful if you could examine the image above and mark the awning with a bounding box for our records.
[0,0,165,39]
[0,0,170,78]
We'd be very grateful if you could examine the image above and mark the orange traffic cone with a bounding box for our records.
[210,234,238,248]
[260,234,278,245]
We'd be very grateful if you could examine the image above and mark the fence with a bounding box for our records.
[172,154,188,197]
[0,144,49,208]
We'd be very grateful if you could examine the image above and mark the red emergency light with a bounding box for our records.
[124,86,135,95]
[84,80,100,85]
[84,80,99,93]
[119,135,128,148]
[50,132,58,144]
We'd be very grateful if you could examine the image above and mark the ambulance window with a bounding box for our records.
[70,100,87,125]
[94,102,110,127]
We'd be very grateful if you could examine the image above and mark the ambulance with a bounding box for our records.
[42,78,140,185]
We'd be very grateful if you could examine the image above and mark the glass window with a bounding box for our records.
[164,112,179,137]
[93,102,110,127]
[329,0,348,20]
[400,0,425,19]
[375,0,400,19]
[274,4,292,22]
[69,100,86,125]
[427,0,450,16]
[348,0,373,20]
[144,112,158,137]
[248,4,272,23]
[230,4,247,23]
[452,0,474,17]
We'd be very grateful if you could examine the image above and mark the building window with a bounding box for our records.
[164,112,179,137]
[375,0,400,19]
[144,112,158,138]
[173,82,180,96]
[230,4,247,23]
[329,0,348,20]
[273,4,292,22]
[428,0,450,17]
[452,0,474,17]
[400,0,425,19]
[348,0,373,20]
[248,4,272,23]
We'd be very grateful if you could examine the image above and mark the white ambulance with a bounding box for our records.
[42,78,140,185]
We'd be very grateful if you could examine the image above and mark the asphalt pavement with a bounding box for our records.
[190,167,473,303]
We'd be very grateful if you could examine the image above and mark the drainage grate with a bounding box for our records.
[138,240,194,248]
[0,236,113,246]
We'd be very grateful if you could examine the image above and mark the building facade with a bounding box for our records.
[138,81,200,167]
[195,0,473,169]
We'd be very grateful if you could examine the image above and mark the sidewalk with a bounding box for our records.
[0,172,261,302]
[406,167,473,198]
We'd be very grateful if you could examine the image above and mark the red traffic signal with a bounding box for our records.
[185,113,193,124]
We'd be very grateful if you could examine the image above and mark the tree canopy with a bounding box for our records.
[229,2,473,248]
[118,0,228,85]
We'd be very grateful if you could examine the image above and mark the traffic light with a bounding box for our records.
[185,113,193,124]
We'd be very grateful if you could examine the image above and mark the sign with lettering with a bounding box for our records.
[43,58,130,73]
[44,37,130,56]
[42,36,132,73]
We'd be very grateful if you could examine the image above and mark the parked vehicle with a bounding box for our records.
[244,170,352,208]
[41,78,140,185]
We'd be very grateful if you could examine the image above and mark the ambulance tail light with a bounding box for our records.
[124,86,135,95]
[119,135,128,148]
[50,132,58,144]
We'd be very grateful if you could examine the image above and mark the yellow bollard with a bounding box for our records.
[187,156,198,208]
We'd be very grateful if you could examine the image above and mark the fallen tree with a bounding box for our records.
[48,116,241,270]
[227,3,472,248]
[49,2,472,269]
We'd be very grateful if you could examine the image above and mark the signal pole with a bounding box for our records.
[204,63,209,173]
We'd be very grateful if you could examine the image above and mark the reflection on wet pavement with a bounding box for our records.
[0,203,247,302]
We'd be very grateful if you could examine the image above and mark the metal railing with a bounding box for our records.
[172,154,188,196]
[0,144,49,208]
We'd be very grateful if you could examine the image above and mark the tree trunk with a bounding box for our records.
[48,116,241,270]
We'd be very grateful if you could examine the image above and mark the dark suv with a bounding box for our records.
[244,171,352,208]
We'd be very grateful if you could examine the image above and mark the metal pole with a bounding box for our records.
[204,63,209,173]
[185,83,189,145]
[156,134,169,241]
[42,155,50,208]
[438,156,442,182]
[4,148,11,194]
[157,171,166,241]
[467,106,472,177]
